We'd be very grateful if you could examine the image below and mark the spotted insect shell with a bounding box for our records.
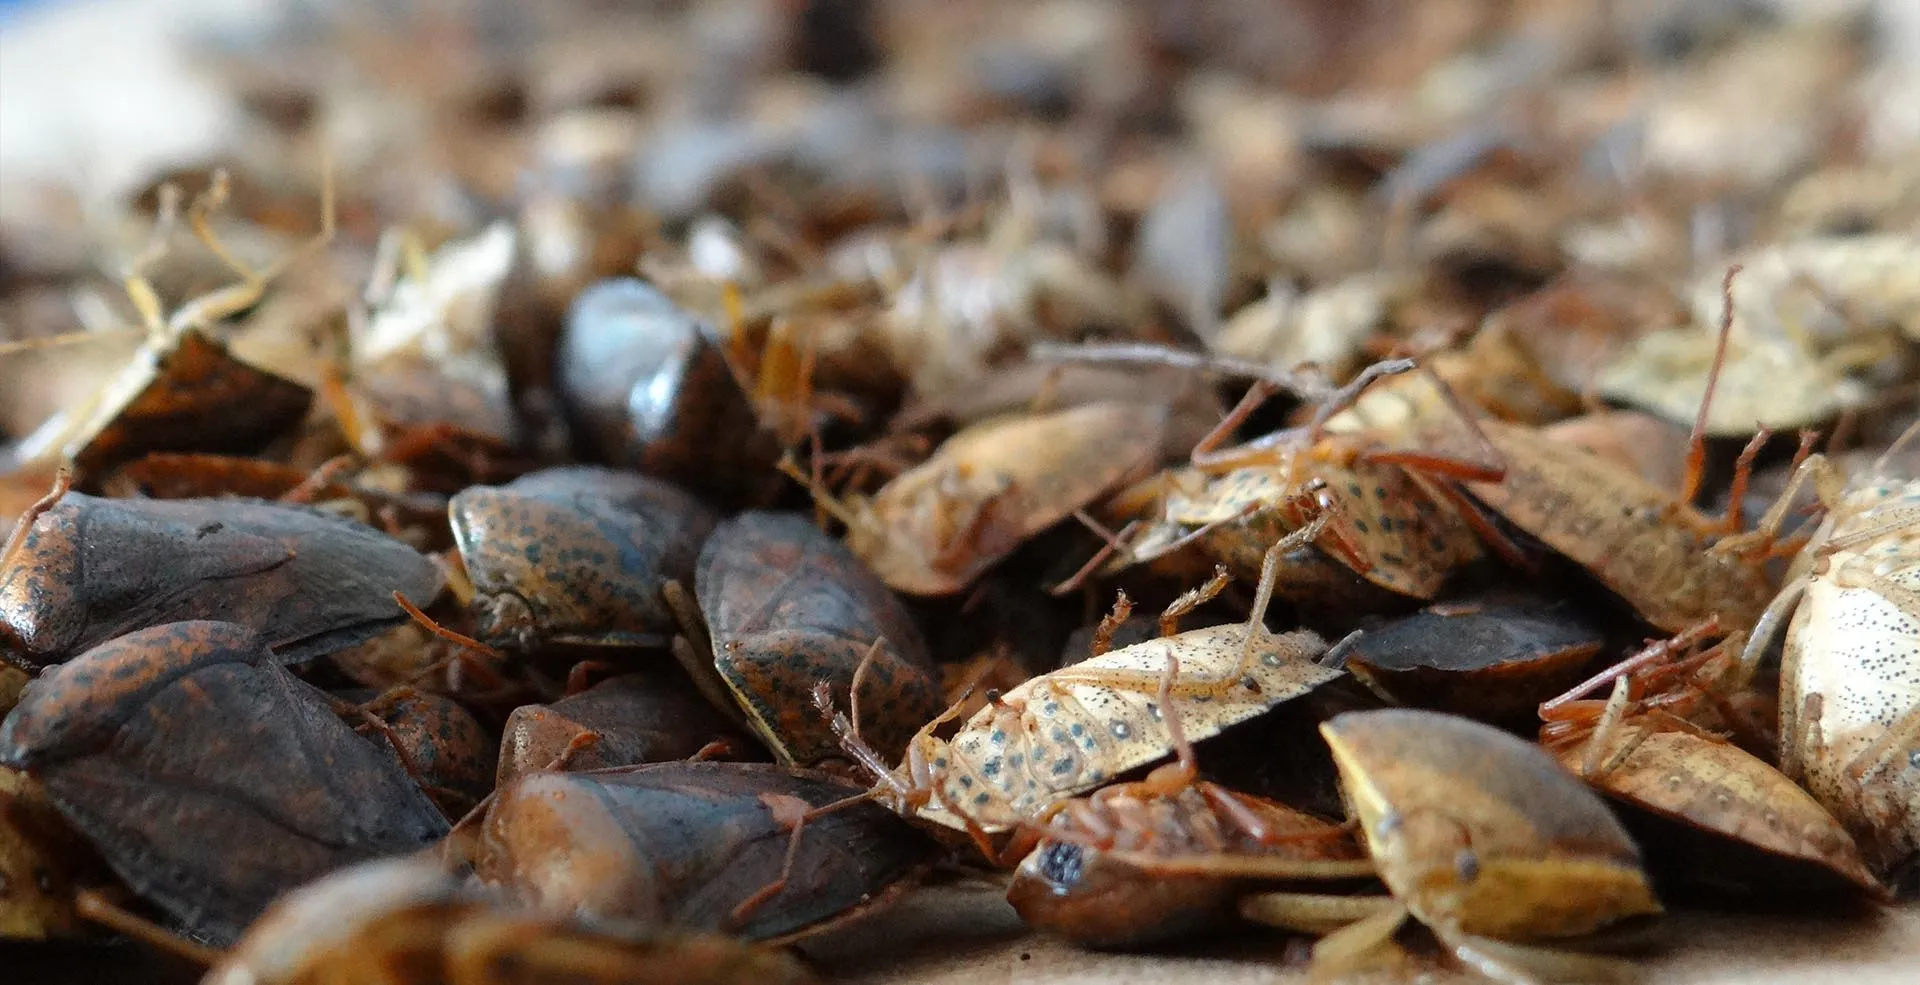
[1165,457,1482,600]
[910,624,1333,833]
[1782,473,1920,879]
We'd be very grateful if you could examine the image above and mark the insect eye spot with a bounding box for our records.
[1455,850,1480,882]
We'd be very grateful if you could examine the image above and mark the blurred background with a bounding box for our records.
[1,0,1915,440]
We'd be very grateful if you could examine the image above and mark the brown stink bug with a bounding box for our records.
[1331,597,1607,722]
[496,671,763,790]
[1104,358,1511,613]
[0,621,449,945]
[784,400,1169,596]
[1457,268,1820,635]
[1242,709,1664,983]
[449,466,718,652]
[1544,629,1885,900]
[3,172,322,484]
[1739,428,1920,889]
[461,761,932,944]
[674,510,940,767]
[557,277,781,507]
[1007,656,1368,949]
[0,476,445,670]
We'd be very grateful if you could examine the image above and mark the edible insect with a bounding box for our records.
[3,173,322,483]
[496,671,762,789]
[1112,359,1506,610]
[1242,709,1663,983]
[1542,630,1883,900]
[557,277,780,507]
[0,621,449,944]
[682,510,940,765]
[1462,269,1804,634]
[785,400,1168,596]
[449,466,717,651]
[1333,598,1606,721]
[358,687,498,819]
[1,478,445,670]
[1007,655,1367,949]
[825,520,1337,849]
[462,761,931,944]
[1742,430,1920,888]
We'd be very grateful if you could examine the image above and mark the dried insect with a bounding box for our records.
[0,621,449,944]
[1109,359,1505,608]
[102,452,449,545]
[679,510,940,766]
[877,204,1146,397]
[1007,656,1368,949]
[496,672,762,790]
[824,521,1337,848]
[348,222,520,447]
[3,173,325,482]
[1462,269,1807,634]
[785,400,1169,596]
[1539,412,1692,494]
[557,277,781,506]
[359,687,497,819]
[1740,431,1920,888]
[0,478,445,670]
[449,466,718,651]
[1542,626,1883,900]
[462,761,931,944]
[1598,236,1917,433]
[1242,709,1663,983]
[204,855,822,985]
[1332,598,1606,721]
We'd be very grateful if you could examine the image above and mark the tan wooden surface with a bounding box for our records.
[802,884,1920,985]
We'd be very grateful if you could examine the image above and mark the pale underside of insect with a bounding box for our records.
[912,622,1336,835]
[1746,446,1920,882]
[1161,456,1485,601]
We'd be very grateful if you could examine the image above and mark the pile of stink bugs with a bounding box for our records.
[2,1,1916,982]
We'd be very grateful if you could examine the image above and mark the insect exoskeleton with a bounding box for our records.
[1741,427,1920,888]
[821,518,1341,853]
